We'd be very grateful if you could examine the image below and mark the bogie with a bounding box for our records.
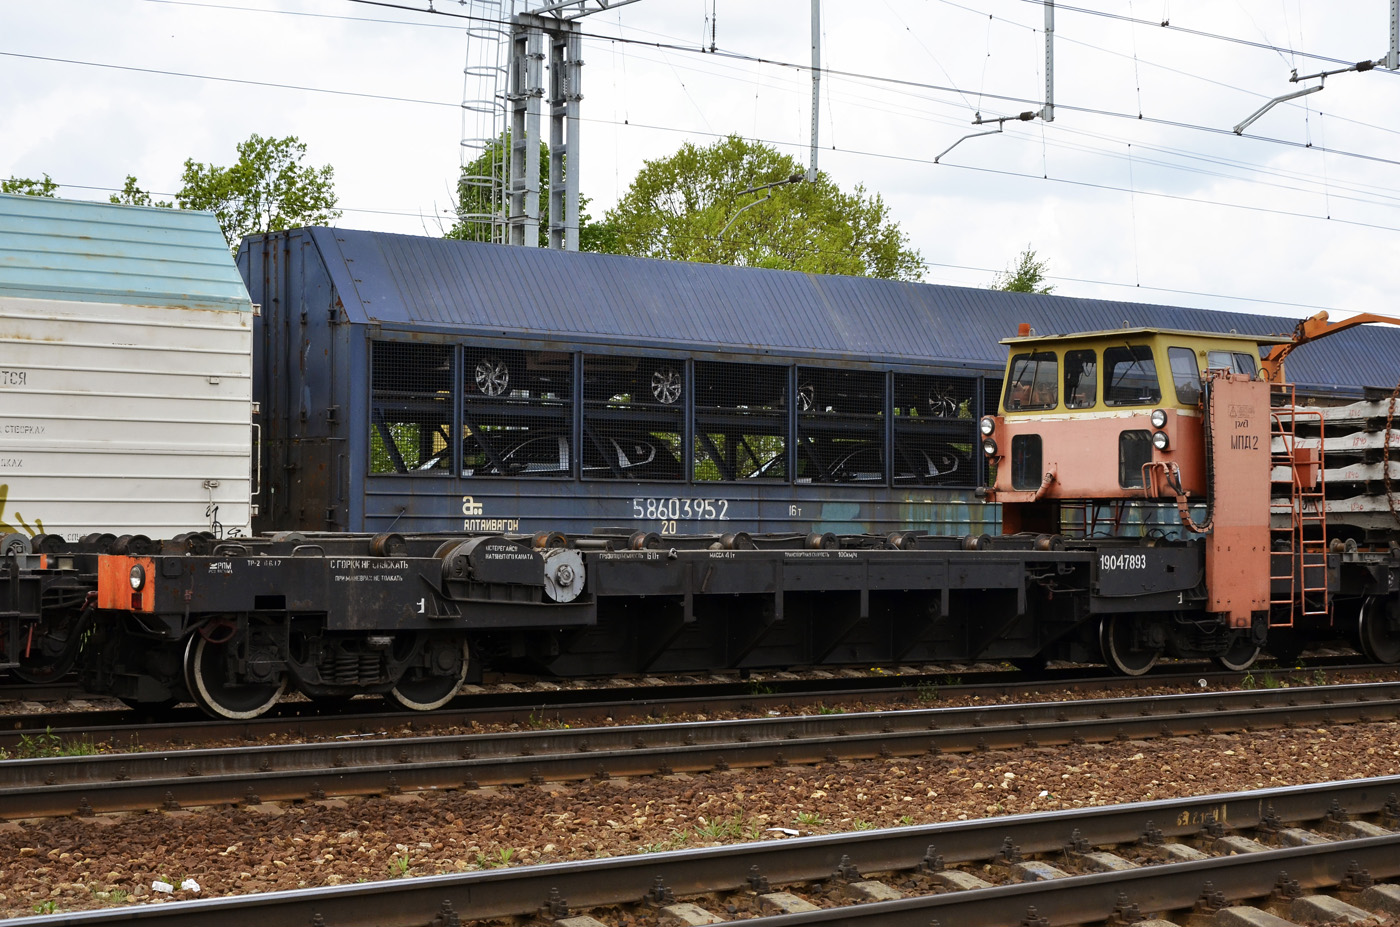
[184,623,287,721]
[386,636,470,711]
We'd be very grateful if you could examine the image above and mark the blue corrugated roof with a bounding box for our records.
[0,193,252,311]
[281,227,1400,393]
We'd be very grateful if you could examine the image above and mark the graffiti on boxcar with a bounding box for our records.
[0,483,43,537]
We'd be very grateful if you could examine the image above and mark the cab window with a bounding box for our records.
[1004,352,1058,411]
[1103,346,1161,406]
[1011,434,1043,490]
[1063,349,1097,409]
[1206,350,1257,377]
[1119,430,1152,488]
[1167,347,1201,405]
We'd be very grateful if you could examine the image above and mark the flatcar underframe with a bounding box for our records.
[3,528,1399,719]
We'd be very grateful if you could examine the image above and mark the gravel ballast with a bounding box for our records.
[3,717,1399,919]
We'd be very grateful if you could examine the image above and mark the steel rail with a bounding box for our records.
[13,776,1400,927]
[0,681,84,703]
[3,683,1398,817]
[737,838,1400,926]
[0,662,1384,752]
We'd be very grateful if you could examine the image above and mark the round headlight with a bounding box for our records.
[1150,408,1168,428]
[979,416,996,436]
[981,438,998,457]
[129,564,146,591]
[1152,431,1170,450]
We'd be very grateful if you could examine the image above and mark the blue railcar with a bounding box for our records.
[237,228,1398,540]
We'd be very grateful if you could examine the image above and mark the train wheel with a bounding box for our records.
[184,631,286,720]
[1211,635,1261,672]
[1358,596,1400,664]
[1099,616,1160,676]
[387,638,469,711]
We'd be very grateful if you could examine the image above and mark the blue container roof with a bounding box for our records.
[0,193,252,312]
[269,227,1399,394]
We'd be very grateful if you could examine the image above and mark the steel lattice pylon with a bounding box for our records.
[460,0,652,250]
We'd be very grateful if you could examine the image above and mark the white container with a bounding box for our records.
[0,194,255,541]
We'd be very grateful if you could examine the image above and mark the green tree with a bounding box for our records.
[602,135,923,281]
[178,134,340,250]
[2,174,58,197]
[991,247,1054,294]
[109,175,172,208]
[448,134,614,252]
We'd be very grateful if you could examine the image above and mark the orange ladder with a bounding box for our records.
[1269,386,1329,626]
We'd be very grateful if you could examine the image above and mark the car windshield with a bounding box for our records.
[1103,345,1161,406]
[1004,352,1058,411]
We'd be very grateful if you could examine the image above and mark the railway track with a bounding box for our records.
[15,776,1400,926]
[4,680,1398,818]
[0,661,1381,752]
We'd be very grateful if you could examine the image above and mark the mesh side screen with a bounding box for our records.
[984,377,1004,416]
[369,341,454,474]
[461,348,573,478]
[892,373,976,486]
[795,367,886,485]
[581,354,684,481]
[694,360,788,481]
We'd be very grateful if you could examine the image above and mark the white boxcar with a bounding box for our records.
[0,194,254,541]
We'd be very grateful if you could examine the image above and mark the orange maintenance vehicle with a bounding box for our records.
[982,313,1400,672]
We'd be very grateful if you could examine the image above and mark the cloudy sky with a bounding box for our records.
[3,0,1398,320]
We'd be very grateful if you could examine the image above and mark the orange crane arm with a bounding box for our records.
[1261,310,1400,381]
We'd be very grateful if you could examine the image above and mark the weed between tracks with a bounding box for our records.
[639,812,766,853]
[389,852,412,878]
[1,727,99,759]
[478,848,516,868]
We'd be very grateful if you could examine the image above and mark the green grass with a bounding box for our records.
[691,813,759,841]
[388,853,411,878]
[473,848,518,869]
[795,811,825,827]
[8,728,99,759]
[640,831,690,854]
